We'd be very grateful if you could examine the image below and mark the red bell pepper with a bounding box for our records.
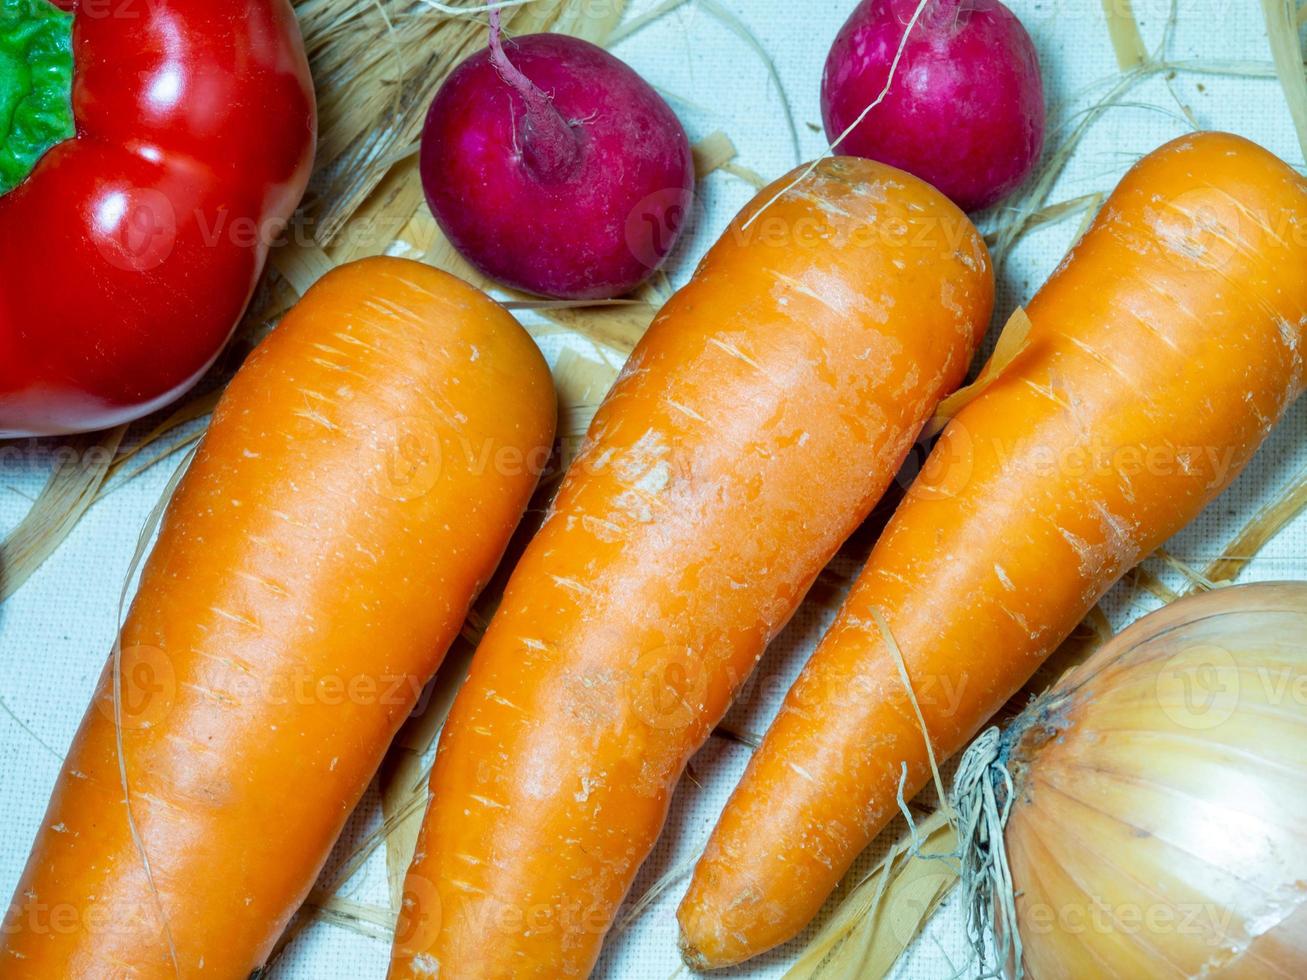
[0,0,315,436]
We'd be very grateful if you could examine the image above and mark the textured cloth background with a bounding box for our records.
[2,0,1304,977]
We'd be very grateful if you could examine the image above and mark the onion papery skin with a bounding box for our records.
[1004,581,1307,979]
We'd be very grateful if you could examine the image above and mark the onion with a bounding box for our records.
[961,581,1307,978]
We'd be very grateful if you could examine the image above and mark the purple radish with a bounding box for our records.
[420,15,695,300]
[822,0,1045,212]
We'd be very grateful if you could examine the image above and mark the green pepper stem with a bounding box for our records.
[0,0,75,196]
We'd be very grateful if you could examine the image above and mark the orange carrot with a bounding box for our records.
[0,257,556,977]
[678,131,1307,968]
[390,158,994,979]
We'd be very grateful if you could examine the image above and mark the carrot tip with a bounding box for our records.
[676,929,714,972]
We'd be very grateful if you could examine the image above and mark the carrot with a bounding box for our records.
[390,157,994,979]
[0,257,556,977]
[678,131,1307,968]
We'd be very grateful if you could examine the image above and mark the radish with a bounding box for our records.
[420,14,695,300]
[822,0,1045,212]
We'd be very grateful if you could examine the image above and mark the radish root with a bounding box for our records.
[487,9,581,180]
